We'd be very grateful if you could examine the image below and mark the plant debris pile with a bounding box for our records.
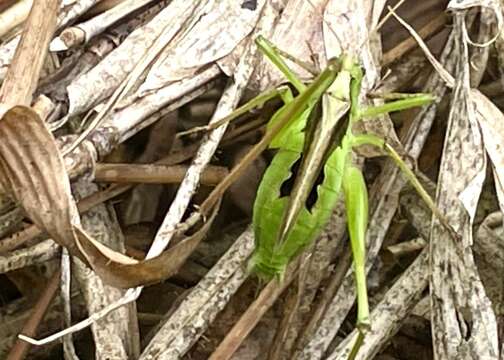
[0,0,502,359]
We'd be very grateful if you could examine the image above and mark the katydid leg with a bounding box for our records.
[342,166,370,330]
[358,94,435,119]
[179,86,292,136]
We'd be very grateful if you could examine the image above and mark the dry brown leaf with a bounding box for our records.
[0,106,82,257]
[73,205,218,288]
[0,106,218,288]
[388,6,500,358]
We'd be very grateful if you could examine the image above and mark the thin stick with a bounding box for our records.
[52,0,157,50]
[94,163,229,185]
[0,0,59,107]
[0,0,31,39]
[382,12,447,66]
[208,262,300,360]
[6,268,61,360]
[293,246,352,353]
[61,250,79,360]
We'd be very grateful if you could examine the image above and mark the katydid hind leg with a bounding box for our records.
[342,166,370,330]
[351,133,461,243]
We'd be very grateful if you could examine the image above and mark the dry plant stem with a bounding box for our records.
[118,40,261,340]
[326,248,429,360]
[0,207,23,239]
[386,237,426,257]
[0,117,253,255]
[143,35,260,260]
[209,261,300,360]
[32,95,55,120]
[0,0,59,107]
[0,6,217,215]
[65,0,201,118]
[86,0,128,16]
[13,72,245,345]
[0,299,38,357]
[329,209,503,359]
[295,32,458,360]
[61,250,79,360]
[115,74,219,143]
[0,0,31,39]
[139,4,281,357]
[382,12,446,66]
[0,183,127,254]
[72,179,138,359]
[0,75,216,219]
[293,245,352,352]
[94,163,229,185]
[54,0,158,50]
[6,267,61,360]
[268,203,349,360]
[139,227,255,359]
[58,0,104,28]
[0,0,102,81]
[41,0,169,99]
[66,0,264,153]
[65,65,219,158]
[0,298,35,346]
[0,289,88,358]
[0,239,60,274]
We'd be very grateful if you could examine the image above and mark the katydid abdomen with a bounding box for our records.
[251,132,348,279]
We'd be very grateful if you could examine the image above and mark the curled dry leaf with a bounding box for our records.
[0,106,82,257]
[0,106,218,288]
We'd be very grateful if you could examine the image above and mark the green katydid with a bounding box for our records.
[249,35,439,333]
[185,35,452,351]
